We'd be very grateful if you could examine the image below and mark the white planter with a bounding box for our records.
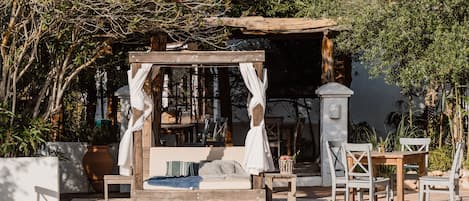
[0,156,59,201]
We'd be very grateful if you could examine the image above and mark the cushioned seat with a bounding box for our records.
[144,176,201,190]
[143,175,251,190]
[199,175,251,190]
[144,159,252,190]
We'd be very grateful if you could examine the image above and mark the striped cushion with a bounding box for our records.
[166,161,199,177]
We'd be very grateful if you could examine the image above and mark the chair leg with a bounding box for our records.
[418,182,424,201]
[345,186,349,201]
[369,187,374,201]
[425,184,430,201]
[331,185,336,201]
[449,185,455,201]
[385,183,390,201]
[104,181,109,201]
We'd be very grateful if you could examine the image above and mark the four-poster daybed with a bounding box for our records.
[118,50,275,200]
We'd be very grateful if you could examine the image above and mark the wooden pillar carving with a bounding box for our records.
[321,31,335,83]
[131,63,144,192]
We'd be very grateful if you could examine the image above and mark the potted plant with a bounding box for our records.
[377,137,388,153]
[82,121,115,193]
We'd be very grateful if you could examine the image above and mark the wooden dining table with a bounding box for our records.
[161,123,196,145]
[347,151,428,201]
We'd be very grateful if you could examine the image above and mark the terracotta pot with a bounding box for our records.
[82,145,114,192]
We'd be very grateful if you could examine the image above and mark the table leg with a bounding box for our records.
[396,158,404,201]
[266,176,273,201]
[417,156,426,177]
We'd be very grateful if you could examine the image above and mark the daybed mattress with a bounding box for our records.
[143,176,251,190]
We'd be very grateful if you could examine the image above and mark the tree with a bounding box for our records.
[0,0,57,118]
[291,0,468,148]
[2,0,229,140]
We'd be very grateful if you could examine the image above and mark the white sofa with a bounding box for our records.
[145,146,251,190]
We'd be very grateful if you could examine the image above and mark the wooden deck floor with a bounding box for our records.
[63,186,469,201]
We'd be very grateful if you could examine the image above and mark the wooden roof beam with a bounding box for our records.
[128,51,265,64]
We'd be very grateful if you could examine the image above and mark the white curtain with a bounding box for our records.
[239,62,275,175]
[118,64,153,176]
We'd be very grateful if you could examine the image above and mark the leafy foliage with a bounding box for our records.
[0,106,51,157]
[429,145,453,171]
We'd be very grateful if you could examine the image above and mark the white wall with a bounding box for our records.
[46,142,89,193]
[349,62,404,135]
[0,157,59,201]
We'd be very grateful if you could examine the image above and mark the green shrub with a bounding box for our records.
[429,146,453,171]
[0,106,51,157]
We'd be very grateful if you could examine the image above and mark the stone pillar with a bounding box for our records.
[315,82,353,186]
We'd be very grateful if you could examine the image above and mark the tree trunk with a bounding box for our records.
[424,82,438,139]
[84,68,97,129]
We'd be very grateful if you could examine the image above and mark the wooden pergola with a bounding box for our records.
[127,50,267,198]
[206,16,350,86]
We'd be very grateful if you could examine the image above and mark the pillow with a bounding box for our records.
[199,160,245,177]
[166,161,199,177]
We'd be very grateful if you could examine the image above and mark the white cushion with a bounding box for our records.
[199,176,251,190]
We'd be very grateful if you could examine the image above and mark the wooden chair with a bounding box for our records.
[212,118,228,142]
[200,117,227,146]
[342,143,391,201]
[418,142,464,201]
[264,117,284,160]
[292,117,305,156]
[200,118,212,145]
[400,138,431,174]
[326,140,347,201]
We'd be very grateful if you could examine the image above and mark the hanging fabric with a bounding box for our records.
[118,64,153,176]
[239,62,275,175]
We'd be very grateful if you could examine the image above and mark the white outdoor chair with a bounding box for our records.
[418,142,464,201]
[212,118,227,142]
[342,143,392,201]
[265,117,283,160]
[400,137,431,175]
[326,140,347,201]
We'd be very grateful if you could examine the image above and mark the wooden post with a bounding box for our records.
[131,63,144,193]
[143,33,167,181]
[219,68,233,145]
[251,62,264,188]
[321,31,335,83]
[335,54,352,87]
[150,33,167,147]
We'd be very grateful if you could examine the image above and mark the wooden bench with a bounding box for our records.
[103,175,133,201]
